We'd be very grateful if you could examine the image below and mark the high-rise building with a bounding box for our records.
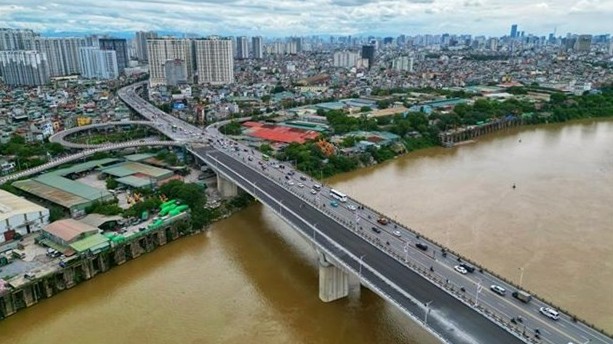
[98,38,128,73]
[78,47,119,79]
[135,31,157,62]
[510,24,518,38]
[0,50,49,86]
[34,38,86,77]
[194,37,234,85]
[292,37,303,52]
[164,59,187,86]
[575,35,592,52]
[392,56,413,72]
[488,37,498,51]
[0,28,39,50]
[147,38,194,86]
[333,51,359,68]
[252,36,263,59]
[361,45,375,69]
[236,36,249,59]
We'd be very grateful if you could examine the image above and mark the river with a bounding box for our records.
[1,119,611,344]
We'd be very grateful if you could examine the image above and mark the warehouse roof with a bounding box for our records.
[35,174,112,201]
[47,158,120,176]
[116,175,154,188]
[70,233,110,254]
[123,153,156,162]
[44,219,99,243]
[0,189,47,222]
[100,161,173,179]
[12,180,89,208]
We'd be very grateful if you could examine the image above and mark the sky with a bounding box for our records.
[0,0,611,37]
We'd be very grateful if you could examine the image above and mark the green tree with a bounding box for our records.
[106,178,119,190]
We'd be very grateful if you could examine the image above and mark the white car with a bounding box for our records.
[347,204,357,211]
[287,180,295,186]
[310,189,317,194]
[393,230,401,237]
[454,265,468,274]
[297,183,304,188]
[490,285,506,296]
[539,307,560,320]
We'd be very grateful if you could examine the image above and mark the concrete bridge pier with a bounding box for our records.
[317,250,349,302]
[217,175,238,198]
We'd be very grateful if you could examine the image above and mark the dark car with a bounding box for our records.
[415,243,428,251]
[300,176,307,181]
[459,263,476,273]
[371,227,381,234]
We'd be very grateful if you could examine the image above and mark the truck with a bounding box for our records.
[512,290,532,303]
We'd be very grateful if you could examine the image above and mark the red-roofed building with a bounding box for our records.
[243,122,319,144]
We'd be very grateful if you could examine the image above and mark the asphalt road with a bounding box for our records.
[195,145,524,344]
[117,82,613,344]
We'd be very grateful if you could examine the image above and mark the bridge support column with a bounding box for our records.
[216,175,238,198]
[318,251,349,302]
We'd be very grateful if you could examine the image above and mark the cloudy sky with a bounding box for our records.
[0,0,611,37]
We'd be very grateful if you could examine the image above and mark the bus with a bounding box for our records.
[262,154,270,161]
[330,189,347,202]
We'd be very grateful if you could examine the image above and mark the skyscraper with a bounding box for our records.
[333,51,359,68]
[194,37,234,85]
[34,38,86,77]
[252,36,263,59]
[361,45,375,69]
[99,38,128,73]
[135,31,158,62]
[0,50,49,86]
[236,36,249,59]
[0,28,39,50]
[78,47,119,80]
[164,59,187,86]
[575,35,592,52]
[510,24,518,38]
[147,38,194,86]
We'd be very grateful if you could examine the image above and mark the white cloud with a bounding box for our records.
[0,0,610,36]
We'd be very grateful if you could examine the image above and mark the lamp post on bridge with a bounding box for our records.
[358,254,366,279]
[424,301,433,325]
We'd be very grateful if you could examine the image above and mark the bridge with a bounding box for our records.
[2,81,610,344]
[48,120,162,149]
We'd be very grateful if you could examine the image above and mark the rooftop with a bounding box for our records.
[0,189,47,222]
[44,219,99,242]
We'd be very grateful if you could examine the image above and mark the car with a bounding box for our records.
[313,184,321,190]
[347,204,357,211]
[330,200,339,207]
[459,263,476,273]
[297,183,304,188]
[490,285,506,296]
[416,242,428,251]
[539,307,560,320]
[371,226,381,233]
[454,265,468,274]
[299,176,307,181]
[248,156,253,161]
[377,217,389,225]
[287,180,295,186]
[393,230,401,237]
[310,189,317,194]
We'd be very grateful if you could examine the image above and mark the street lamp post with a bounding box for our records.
[424,301,433,324]
[359,254,366,278]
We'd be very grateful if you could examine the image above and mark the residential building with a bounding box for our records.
[333,51,359,68]
[252,36,263,59]
[0,50,49,86]
[99,38,128,73]
[194,37,234,85]
[147,38,194,86]
[78,47,119,79]
[34,37,86,77]
[236,36,249,59]
[0,28,39,51]
[392,56,413,72]
[164,58,187,86]
[135,31,157,62]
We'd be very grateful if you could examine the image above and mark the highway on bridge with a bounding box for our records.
[20,81,607,344]
[195,145,522,344]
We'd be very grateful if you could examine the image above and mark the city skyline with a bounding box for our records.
[0,0,611,37]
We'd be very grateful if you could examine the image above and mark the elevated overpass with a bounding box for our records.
[48,120,161,149]
[2,81,610,344]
